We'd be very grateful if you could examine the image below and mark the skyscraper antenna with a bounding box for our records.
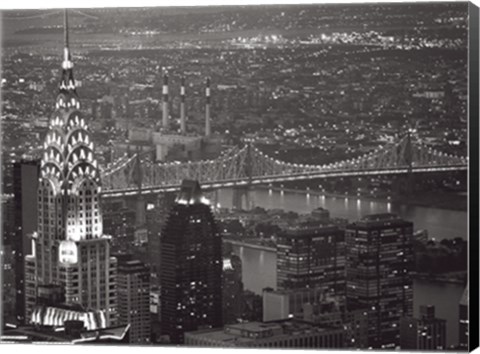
[62,9,73,70]
[64,9,69,50]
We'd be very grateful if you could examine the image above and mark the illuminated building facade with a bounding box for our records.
[276,223,345,295]
[31,305,107,330]
[345,213,414,349]
[116,255,151,344]
[24,11,117,327]
[222,254,243,325]
[2,321,130,344]
[160,180,223,344]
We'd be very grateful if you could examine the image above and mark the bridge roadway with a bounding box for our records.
[100,163,467,198]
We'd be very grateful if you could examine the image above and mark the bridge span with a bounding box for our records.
[100,133,467,198]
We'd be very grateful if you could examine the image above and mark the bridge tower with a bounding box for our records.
[405,128,414,196]
[232,188,251,210]
[134,148,146,227]
[232,142,254,210]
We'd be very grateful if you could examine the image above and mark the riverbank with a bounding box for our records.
[224,238,276,252]
[413,271,467,285]
[392,191,467,211]
[258,185,388,202]
[225,238,467,286]
[256,185,467,212]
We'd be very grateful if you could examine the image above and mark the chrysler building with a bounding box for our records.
[25,10,117,329]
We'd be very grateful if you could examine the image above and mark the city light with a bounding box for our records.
[0,3,470,350]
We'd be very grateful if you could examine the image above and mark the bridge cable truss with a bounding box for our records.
[100,134,467,196]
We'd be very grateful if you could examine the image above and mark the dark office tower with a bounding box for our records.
[116,255,151,344]
[24,10,117,327]
[2,196,15,244]
[160,180,223,344]
[400,305,446,350]
[103,203,136,253]
[146,214,161,287]
[2,196,16,324]
[276,222,345,295]
[346,213,414,349]
[459,283,469,350]
[222,254,243,325]
[12,158,40,323]
[1,243,15,324]
[147,192,176,287]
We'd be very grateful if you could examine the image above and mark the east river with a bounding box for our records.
[217,188,467,348]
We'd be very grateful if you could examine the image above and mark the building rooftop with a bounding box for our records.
[176,179,210,206]
[348,213,412,229]
[361,213,400,222]
[186,319,340,345]
[116,256,150,273]
[1,324,130,344]
[263,286,332,296]
[280,222,340,238]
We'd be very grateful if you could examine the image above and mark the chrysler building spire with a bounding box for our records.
[62,9,73,70]
[59,9,76,96]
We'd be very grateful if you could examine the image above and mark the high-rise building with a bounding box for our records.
[222,254,243,324]
[344,309,370,349]
[12,158,40,323]
[346,213,414,349]
[262,287,369,348]
[2,195,16,324]
[241,290,263,322]
[459,283,469,349]
[1,243,16,324]
[103,201,136,253]
[276,222,345,295]
[147,192,176,287]
[2,196,15,246]
[116,255,151,344]
[24,11,117,328]
[160,180,223,344]
[400,305,446,350]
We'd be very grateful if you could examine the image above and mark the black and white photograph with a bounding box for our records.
[0,0,478,351]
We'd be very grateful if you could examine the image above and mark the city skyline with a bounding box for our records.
[0,2,476,350]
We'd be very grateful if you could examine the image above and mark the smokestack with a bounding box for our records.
[162,69,169,129]
[180,76,186,134]
[205,77,211,137]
